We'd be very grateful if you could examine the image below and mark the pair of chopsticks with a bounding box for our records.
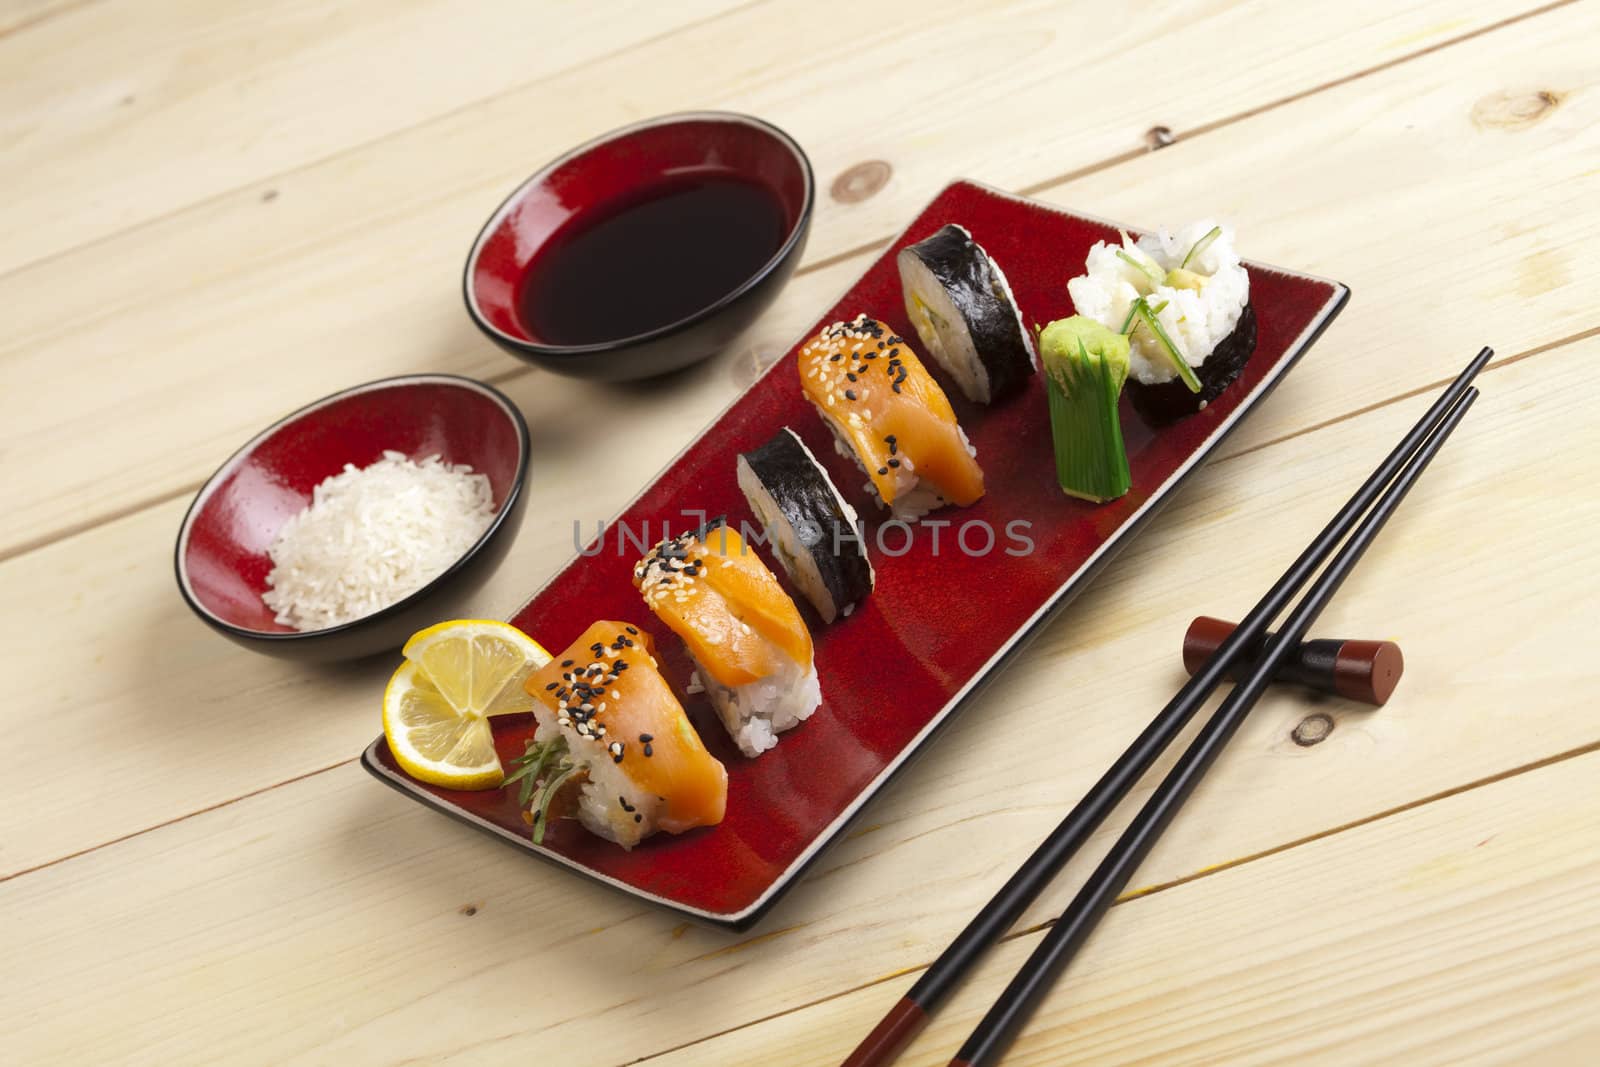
[846,348,1491,1067]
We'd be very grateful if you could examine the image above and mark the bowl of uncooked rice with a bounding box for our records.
[174,375,530,661]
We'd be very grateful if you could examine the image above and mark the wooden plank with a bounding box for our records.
[636,750,1600,1067]
[1,330,1594,1066]
[0,0,1544,555]
[0,0,83,38]
[0,0,748,274]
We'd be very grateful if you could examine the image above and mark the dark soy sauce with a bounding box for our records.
[517,171,788,346]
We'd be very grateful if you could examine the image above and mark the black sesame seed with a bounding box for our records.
[844,390,856,401]
[846,372,857,382]
[634,813,643,823]
[639,733,653,743]
[877,466,888,475]
[888,458,901,468]
[625,626,637,634]
[544,682,558,691]
[643,743,653,757]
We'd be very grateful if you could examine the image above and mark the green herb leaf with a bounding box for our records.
[530,761,578,846]
[1115,248,1164,288]
[1131,299,1202,393]
[1118,301,1139,336]
[1180,225,1222,270]
[506,735,568,810]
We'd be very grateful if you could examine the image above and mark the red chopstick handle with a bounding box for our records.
[842,997,927,1067]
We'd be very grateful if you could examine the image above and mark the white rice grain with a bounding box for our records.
[262,450,495,630]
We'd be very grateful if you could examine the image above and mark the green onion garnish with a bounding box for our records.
[1180,225,1222,269]
[1121,297,1201,394]
[1039,317,1132,503]
[1115,248,1165,288]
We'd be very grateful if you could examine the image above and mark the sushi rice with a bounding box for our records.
[634,527,822,759]
[692,656,821,758]
[530,699,664,849]
[1066,220,1249,386]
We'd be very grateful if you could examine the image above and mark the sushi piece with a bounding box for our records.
[737,427,875,623]
[798,314,985,520]
[1038,316,1132,503]
[897,224,1037,404]
[634,523,820,758]
[518,620,727,850]
[1066,221,1255,424]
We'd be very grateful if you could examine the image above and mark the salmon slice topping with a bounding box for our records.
[798,314,984,507]
[525,620,726,833]
[634,524,813,688]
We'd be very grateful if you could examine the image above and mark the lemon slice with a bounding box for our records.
[382,620,551,790]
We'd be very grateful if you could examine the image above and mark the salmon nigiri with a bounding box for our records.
[798,313,984,519]
[520,620,726,849]
[634,523,820,758]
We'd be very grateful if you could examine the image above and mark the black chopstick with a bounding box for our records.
[844,347,1492,1067]
[948,381,1480,1067]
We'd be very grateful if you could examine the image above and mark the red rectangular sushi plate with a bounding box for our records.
[362,180,1348,930]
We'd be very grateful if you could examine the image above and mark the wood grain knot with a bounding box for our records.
[261,189,279,203]
[831,160,892,203]
[1292,713,1335,747]
[1145,125,1175,151]
[1471,89,1563,130]
[458,903,478,916]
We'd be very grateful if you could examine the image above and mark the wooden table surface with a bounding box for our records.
[3,1,1597,1063]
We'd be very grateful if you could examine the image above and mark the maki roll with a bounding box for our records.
[897,224,1038,404]
[798,314,985,521]
[519,620,728,850]
[634,523,821,758]
[1066,221,1255,424]
[737,427,875,624]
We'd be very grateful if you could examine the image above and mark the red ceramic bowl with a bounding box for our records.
[175,375,530,662]
[464,111,813,381]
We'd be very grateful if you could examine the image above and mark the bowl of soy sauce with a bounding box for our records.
[464,111,814,381]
